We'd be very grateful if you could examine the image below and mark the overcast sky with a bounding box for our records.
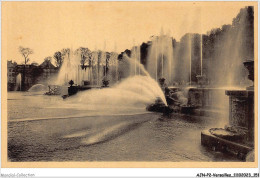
[2,1,253,64]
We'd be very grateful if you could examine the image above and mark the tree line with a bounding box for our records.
[18,46,118,69]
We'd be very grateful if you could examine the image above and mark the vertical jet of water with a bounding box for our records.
[200,34,203,76]
[66,49,70,84]
[159,36,164,78]
[166,30,172,84]
[160,27,164,78]
[134,51,136,76]
[94,47,99,86]
[133,39,137,75]
[87,51,90,83]
[116,53,119,82]
[97,50,101,86]
[114,42,118,82]
[16,73,21,91]
[200,10,203,76]
[78,51,82,85]
[146,36,159,81]
[92,47,96,85]
[71,46,77,84]
[89,48,93,85]
[90,51,93,85]
[88,52,91,85]
[72,46,80,85]
[70,46,76,84]
[115,52,119,81]
[103,41,107,78]
[147,32,174,84]
[77,65,79,85]
[168,36,173,84]
[137,45,141,75]
[155,37,158,81]
[130,45,135,76]
[91,51,94,85]
[19,74,22,90]
[76,52,78,85]
[61,49,69,85]
[189,34,192,85]
[101,51,105,78]
[66,51,70,84]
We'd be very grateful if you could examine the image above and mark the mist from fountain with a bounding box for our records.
[28,84,48,92]
[66,75,166,109]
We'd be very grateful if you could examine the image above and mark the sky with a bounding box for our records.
[2,1,254,64]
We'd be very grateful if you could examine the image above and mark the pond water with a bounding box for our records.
[7,92,240,162]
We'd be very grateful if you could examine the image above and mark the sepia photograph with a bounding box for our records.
[1,1,258,170]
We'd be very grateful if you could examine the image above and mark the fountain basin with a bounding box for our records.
[209,127,246,141]
[201,130,253,160]
[180,105,197,114]
[62,85,101,99]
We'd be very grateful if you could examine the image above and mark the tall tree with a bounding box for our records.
[19,46,33,64]
[61,48,71,60]
[53,51,63,68]
[75,47,92,66]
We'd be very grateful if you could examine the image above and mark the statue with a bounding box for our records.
[69,80,74,86]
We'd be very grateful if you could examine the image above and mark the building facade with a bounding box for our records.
[7,60,18,91]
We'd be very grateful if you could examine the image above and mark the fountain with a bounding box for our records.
[119,53,167,105]
[146,32,174,85]
[55,46,121,97]
[57,51,169,114]
[201,60,255,161]
[28,84,48,92]
[62,74,168,114]
[52,33,179,113]
[56,48,92,86]
[108,52,119,83]
[15,73,22,91]
[131,41,141,76]
[51,8,253,117]
[187,19,251,113]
